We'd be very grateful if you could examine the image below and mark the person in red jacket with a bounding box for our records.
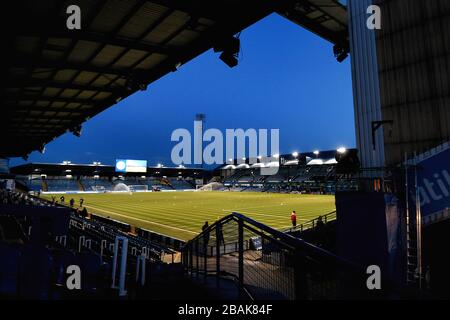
[291,210,297,227]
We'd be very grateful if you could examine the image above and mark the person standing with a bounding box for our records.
[291,210,297,228]
[202,221,210,254]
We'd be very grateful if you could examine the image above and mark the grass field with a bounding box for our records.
[42,192,335,241]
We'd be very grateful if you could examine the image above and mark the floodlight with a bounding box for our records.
[219,52,238,68]
[215,35,240,68]
[71,124,82,137]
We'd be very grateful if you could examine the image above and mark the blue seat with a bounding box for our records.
[0,243,22,297]
[78,252,102,293]
[51,249,77,286]
[19,245,53,299]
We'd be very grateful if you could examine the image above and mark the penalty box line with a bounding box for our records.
[222,209,310,220]
[84,204,197,235]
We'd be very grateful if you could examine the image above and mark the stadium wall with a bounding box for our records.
[375,0,450,166]
[350,0,450,168]
[348,0,386,169]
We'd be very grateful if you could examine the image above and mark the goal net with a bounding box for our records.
[128,185,148,192]
[197,182,224,191]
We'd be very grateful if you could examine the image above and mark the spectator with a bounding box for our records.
[291,210,297,227]
[216,222,224,246]
[80,198,84,207]
[316,215,324,228]
[69,198,75,207]
[60,195,65,203]
[202,221,210,251]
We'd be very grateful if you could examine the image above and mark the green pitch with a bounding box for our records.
[43,192,335,241]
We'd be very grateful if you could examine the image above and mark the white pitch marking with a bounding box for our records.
[84,204,197,234]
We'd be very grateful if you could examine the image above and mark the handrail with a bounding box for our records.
[281,210,337,233]
[184,211,363,272]
[181,211,377,300]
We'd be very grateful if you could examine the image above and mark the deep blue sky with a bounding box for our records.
[11,13,355,168]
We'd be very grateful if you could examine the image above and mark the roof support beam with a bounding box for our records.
[20,30,174,55]
[5,79,122,93]
[11,56,131,77]
[4,95,96,106]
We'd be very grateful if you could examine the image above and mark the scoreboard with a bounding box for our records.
[115,159,147,173]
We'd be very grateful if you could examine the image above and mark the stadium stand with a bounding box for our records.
[220,150,360,194]
[169,178,195,190]
[46,178,80,192]
[10,163,204,194]
[0,188,178,299]
[81,177,113,192]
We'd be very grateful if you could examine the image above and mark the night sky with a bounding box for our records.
[10,13,355,168]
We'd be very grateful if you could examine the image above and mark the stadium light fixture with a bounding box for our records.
[70,124,82,137]
[337,147,347,154]
[292,152,298,158]
[242,157,246,161]
[313,150,320,156]
[273,154,280,159]
[219,52,238,68]
[336,52,348,63]
[257,155,262,159]
[333,44,349,63]
[214,35,240,68]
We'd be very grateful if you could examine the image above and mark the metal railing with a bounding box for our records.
[181,212,375,300]
[282,210,336,233]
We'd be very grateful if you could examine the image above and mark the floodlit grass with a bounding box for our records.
[42,191,335,241]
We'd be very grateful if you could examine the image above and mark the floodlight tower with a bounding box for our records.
[194,113,206,170]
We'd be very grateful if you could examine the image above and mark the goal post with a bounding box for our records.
[128,185,148,192]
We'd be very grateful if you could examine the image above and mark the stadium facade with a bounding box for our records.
[349,0,450,168]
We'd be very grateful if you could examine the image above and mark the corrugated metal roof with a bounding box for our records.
[1,0,348,158]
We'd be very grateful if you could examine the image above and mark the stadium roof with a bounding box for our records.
[1,0,348,158]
